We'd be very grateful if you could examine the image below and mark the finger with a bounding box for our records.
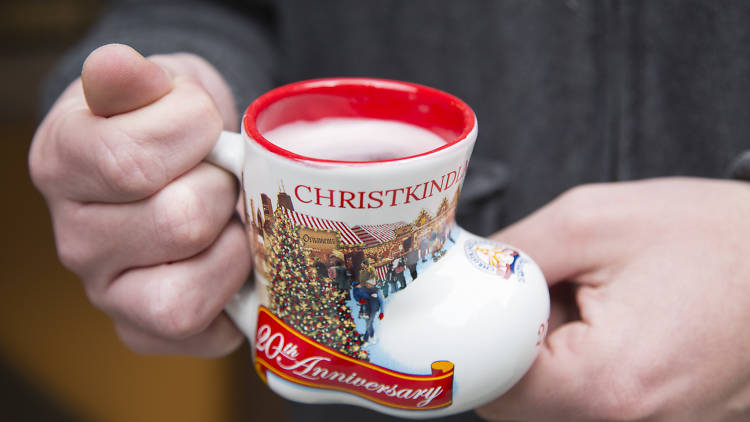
[52,163,238,281]
[90,218,251,341]
[476,288,655,421]
[82,44,173,117]
[490,184,628,285]
[39,74,224,202]
[113,313,244,358]
[476,322,598,421]
[480,184,649,421]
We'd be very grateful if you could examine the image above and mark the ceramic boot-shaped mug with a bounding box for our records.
[207,78,550,419]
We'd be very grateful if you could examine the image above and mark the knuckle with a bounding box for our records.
[53,219,96,275]
[154,183,217,252]
[49,201,115,278]
[189,85,219,118]
[147,284,204,340]
[29,112,73,194]
[177,77,223,134]
[28,139,53,191]
[81,280,110,313]
[55,241,89,275]
[553,184,606,238]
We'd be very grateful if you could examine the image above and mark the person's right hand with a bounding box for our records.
[29,44,252,357]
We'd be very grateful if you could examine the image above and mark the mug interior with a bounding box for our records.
[243,78,476,164]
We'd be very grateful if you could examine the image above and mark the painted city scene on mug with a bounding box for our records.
[245,181,461,363]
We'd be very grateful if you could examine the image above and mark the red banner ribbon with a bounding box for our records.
[255,306,454,410]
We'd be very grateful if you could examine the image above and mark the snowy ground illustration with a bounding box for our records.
[347,228,460,374]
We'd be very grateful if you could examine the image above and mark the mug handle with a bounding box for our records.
[205,131,261,339]
[206,130,245,179]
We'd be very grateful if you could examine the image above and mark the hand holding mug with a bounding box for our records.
[478,178,750,421]
[29,44,250,357]
[31,44,550,419]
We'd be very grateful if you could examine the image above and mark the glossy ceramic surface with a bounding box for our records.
[207,78,550,418]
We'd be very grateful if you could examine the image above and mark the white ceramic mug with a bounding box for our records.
[207,78,549,418]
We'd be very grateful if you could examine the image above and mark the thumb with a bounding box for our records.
[478,186,618,419]
[490,188,614,285]
[82,43,173,117]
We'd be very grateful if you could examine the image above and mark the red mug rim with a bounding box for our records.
[242,78,476,164]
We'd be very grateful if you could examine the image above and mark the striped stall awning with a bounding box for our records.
[282,208,363,246]
[375,264,389,281]
[350,226,379,247]
[351,222,407,247]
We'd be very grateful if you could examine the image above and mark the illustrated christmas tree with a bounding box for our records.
[265,207,368,360]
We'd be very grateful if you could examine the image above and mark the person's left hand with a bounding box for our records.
[476,177,750,421]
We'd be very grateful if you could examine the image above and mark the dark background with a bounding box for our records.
[0,1,284,420]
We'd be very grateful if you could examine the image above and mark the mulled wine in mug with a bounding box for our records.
[207,78,550,418]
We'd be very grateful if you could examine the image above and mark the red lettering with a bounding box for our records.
[456,161,468,184]
[536,319,549,346]
[443,171,457,190]
[367,191,384,209]
[295,185,312,203]
[404,183,423,204]
[296,162,470,210]
[428,175,445,198]
[384,188,405,207]
[339,191,357,209]
[254,307,455,411]
[315,188,335,207]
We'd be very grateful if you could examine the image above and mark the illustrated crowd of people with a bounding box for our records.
[310,222,456,345]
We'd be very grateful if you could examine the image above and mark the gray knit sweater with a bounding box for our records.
[41,1,750,421]
[43,0,750,236]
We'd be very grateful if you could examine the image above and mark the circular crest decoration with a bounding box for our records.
[464,239,524,281]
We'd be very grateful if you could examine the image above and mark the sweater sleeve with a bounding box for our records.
[39,0,278,120]
[729,150,750,181]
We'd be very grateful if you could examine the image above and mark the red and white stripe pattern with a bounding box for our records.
[351,222,407,247]
[282,208,363,246]
[351,227,379,247]
[375,264,389,281]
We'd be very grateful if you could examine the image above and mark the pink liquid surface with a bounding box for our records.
[263,118,446,161]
